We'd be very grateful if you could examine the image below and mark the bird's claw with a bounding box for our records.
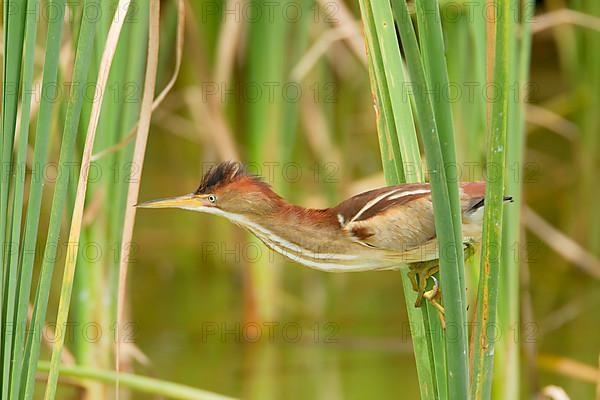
[408,260,439,308]
[424,276,446,329]
[407,262,446,328]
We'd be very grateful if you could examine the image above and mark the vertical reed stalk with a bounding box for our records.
[116,1,160,395]
[22,1,99,396]
[7,1,68,398]
[392,1,469,397]
[44,1,132,397]
[495,0,534,398]
[7,0,40,396]
[414,2,472,396]
[70,4,118,395]
[1,1,26,395]
[360,0,472,397]
[470,0,515,397]
[69,7,147,392]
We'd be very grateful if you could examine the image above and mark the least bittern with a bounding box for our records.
[139,162,511,321]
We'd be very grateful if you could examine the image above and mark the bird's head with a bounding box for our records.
[137,161,282,218]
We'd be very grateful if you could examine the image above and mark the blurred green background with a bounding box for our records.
[3,0,598,398]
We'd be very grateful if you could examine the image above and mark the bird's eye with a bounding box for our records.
[208,194,217,203]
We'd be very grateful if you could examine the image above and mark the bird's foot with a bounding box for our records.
[407,260,440,308]
[463,241,477,263]
[424,276,446,329]
[408,261,446,328]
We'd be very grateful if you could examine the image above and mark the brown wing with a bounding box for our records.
[333,181,486,255]
[333,183,432,224]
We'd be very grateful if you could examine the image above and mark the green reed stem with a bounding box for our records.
[7,0,41,397]
[471,0,515,397]
[44,1,132,396]
[37,361,236,400]
[414,3,471,396]
[363,14,403,183]
[1,1,26,396]
[360,1,467,398]
[11,1,68,398]
[358,0,422,183]
[495,0,533,398]
[0,0,26,270]
[392,1,470,397]
[22,2,99,397]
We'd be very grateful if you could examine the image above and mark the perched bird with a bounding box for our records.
[138,161,511,318]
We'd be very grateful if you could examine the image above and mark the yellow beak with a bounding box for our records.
[136,193,210,210]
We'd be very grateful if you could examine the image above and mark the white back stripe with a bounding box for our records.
[387,189,430,200]
[349,188,403,223]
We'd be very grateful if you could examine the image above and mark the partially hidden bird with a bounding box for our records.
[138,161,512,322]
